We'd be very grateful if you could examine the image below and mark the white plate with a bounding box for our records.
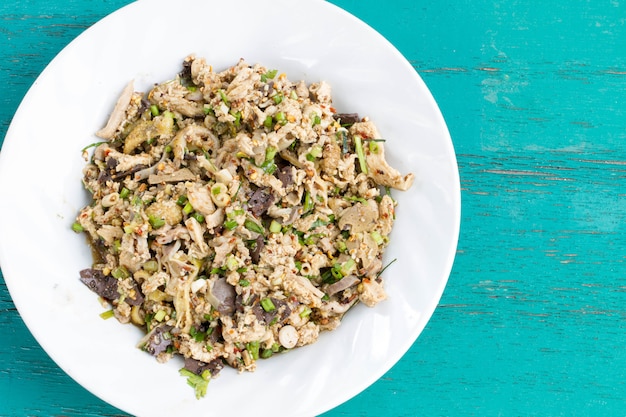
[0,0,460,415]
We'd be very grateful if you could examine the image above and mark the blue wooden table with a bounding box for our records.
[2,0,626,416]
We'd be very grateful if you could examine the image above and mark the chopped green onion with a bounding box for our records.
[99,309,115,320]
[71,222,84,233]
[176,195,188,206]
[119,187,131,199]
[244,219,265,234]
[345,195,367,204]
[261,69,278,82]
[299,306,312,318]
[260,297,276,312]
[143,259,159,273]
[150,105,160,117]
[111,266,130,280]
[132,195,144,206]
[186,85,197,92]
[302,191,314,213]
[164,144,172,154]
[298,234,309,248]
[260,348,274,359]
[218,89,229,106]
[303,234,318,245]
[211,266,226,276]
[154,309,167,322]
[203,105,214,115]
[263,115,274,129]
[179,368,211,399]
[259,146,278,175]
[340,258,356,276]
[272,93,283,105]
[371,230,385,245]
[275,111,287,126]
[377,258,398,278]
[81,141,107,153]
[311,144,323,157]
[246,341,260,360]
[368,140,380,153]
[224,219,238,230]
[311,113,321,126]
[190,326,206,342]
[265,146,277,163]
[260,160,277,174]
[306,144,323,161]
[354,134,368,174]
[239,279,250,287]
[309,214,335,230]
[183,202,194,215]
[191,212,205,223]
[330,264,343,281]
[327,259,356,282]
[148,214,166,229]
[225,254,239,271]
[269,220,282,234]
[231,110,242,127]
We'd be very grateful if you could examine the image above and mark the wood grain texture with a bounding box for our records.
[2,0,626,416]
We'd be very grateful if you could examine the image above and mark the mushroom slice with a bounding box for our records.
[338,200,379,234]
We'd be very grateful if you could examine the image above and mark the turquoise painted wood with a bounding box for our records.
[2,0,626,415]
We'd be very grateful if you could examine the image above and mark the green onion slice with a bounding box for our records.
[354,134,368,174]
[244,219,265,234]
[260,297,276,312]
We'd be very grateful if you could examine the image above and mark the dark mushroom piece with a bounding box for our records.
[79,268,119,302]
[141,324,174,356]
[210,278,236,316]
[183,357,224,377]
[248,187,275,217]
[334,112,360,126]
[249,235,265,264]
[252,297,292,326]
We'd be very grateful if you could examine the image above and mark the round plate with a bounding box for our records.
[0,0,460,415]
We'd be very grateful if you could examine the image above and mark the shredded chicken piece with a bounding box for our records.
[96,80,135,139]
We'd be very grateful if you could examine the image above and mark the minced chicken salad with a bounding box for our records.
[73,56,414,398]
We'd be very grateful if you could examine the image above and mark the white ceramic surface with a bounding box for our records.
[0,0,460,415]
